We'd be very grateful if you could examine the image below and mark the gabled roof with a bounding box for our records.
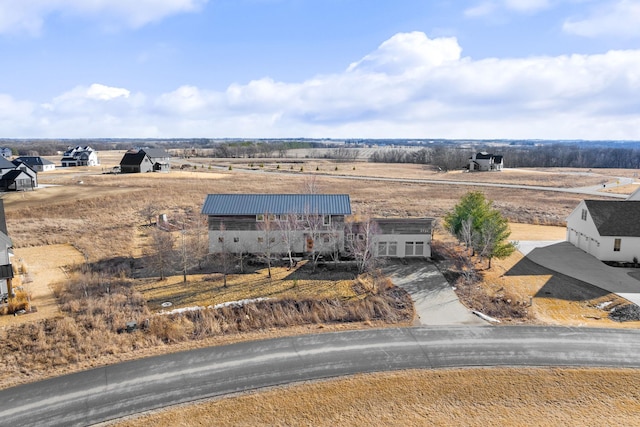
[0,157,16,169]
[15,156,54,166]
[202,194,352,216]
[120,150,150,166]
[0,170,29,182]
[585,200,640,237]
[142,148,170,159]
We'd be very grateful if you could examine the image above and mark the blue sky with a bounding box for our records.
[1,0,640,139]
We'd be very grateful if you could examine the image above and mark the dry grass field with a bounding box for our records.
[117,368,640,427]
[2,154,640,423]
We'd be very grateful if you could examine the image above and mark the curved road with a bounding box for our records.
[2,326,640,426]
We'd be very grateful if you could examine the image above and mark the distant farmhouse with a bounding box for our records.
[14,156,55,172]
[0,200,14,301]
[61,146,99,167]
[566,191,640,263]
[201,193,434,258]
[120,148,171,173]
[468,152,503,172]
[0,148,12,159]
[0,157,37,191]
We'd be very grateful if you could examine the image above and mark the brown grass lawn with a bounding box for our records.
[2,157,640,423]
[137,261,361,312]
[117,368,640,427]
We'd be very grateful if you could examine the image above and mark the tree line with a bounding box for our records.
[369,144,640,170]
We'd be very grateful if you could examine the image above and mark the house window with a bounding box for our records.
[257,237,264,243]
[405,242,414,256]
[614,238,621,252]
[233,237,239,243]
[415,242,424,256]
[378,242,388,256]
[581,209,587,221]
[323,215,331,226]
[218,237,224,243]
[256,214,264,222]
[269,237,276,243]
[388,242,398,256]
[323,236,331,243]
[347,233,354,242]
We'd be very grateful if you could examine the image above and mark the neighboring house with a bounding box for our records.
[0,157,16,176]
[0,170,35,192]
[0,200,14,299]
[566,200,640,262]
[468,152,503,172]
[0,158,37,191]
[10,160,37,188]
[120,148,171,173]
[14,156,55,172]
[0,148,12,158]
[61,146,99,167]
[201,193,434,259]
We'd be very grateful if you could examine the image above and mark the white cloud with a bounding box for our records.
[0,0,208,35]
[563,0,640,38]
[347,32,462,74]
[504,0,551,13]
[465,0,551,17]
[5,32,640,139]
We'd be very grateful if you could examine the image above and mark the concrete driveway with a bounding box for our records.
[383,259,486,326]
[522,241,640,306]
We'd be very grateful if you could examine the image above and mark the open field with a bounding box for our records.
[2,157,640,421]
[116,367,640,426]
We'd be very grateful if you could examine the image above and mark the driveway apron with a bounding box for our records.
[384,259,486,326]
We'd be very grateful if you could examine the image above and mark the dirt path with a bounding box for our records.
[0,244,85,327]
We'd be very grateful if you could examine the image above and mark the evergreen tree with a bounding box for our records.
[444,191,516,268]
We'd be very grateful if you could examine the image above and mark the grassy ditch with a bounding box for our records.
[0,264,413,389]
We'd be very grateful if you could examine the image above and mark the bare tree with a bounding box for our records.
[145,227,175,280]
[139,203,160,225]
[214,223,234,287]
[460,216,475,256]
[278,213,301,268]
[188,215,210,270]
[303,208,326,271]
[301,175,321,194]
[257,213,278,278]
[346,216,380,274]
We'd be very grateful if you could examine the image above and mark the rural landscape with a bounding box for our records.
[1,140,640,425]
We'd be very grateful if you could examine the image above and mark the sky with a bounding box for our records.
[1,0,640,140]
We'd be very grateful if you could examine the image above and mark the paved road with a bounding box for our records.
[2,326,640,426]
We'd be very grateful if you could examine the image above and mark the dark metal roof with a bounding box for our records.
[202,194,352,216]
[585,200,640,237]
[120,151,149,166]
[15,156,54,166]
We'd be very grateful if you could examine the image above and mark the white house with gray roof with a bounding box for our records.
[14,156,55,172]
[566,200,640,262]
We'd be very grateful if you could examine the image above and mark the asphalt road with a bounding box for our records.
[2,326,640,426]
